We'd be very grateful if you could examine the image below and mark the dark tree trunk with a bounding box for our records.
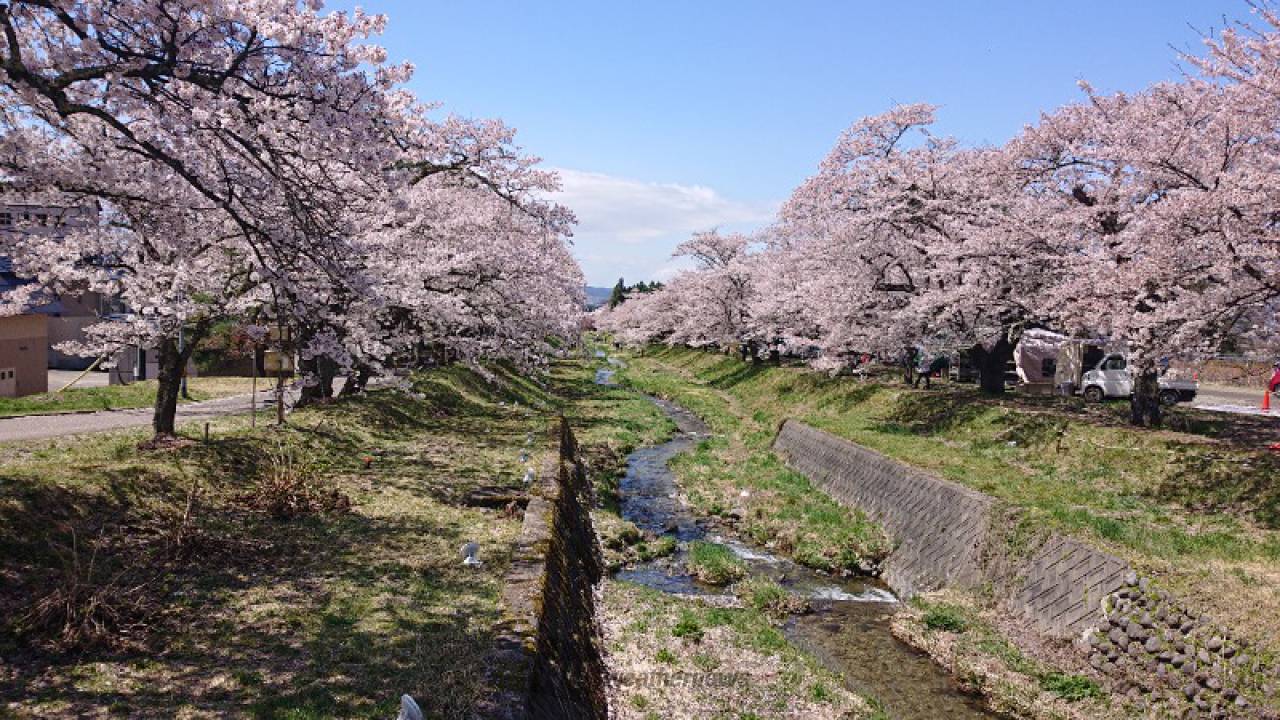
[296,354,337,407]
[153,337,183,438]
[151,331,202,439]
[901,346,915,386]
[339,364,371,397]
[969,336,1015,395]
[1129,366,1163,427]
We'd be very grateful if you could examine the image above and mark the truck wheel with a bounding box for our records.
[1083,386,1105,403]
[1158,389,1180,406]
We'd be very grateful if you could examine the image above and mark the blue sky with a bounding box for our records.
[334,1,1253,286]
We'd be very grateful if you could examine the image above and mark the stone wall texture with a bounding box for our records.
[772,419,992,598]
[772,419,1129,638]
[772,419,1279,717]
[481,418,609,720]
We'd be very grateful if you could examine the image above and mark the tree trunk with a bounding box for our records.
[969,336,1015,395]
[296,354,338,407]
[339,364,371,397]
[1129,365,1162,427]
[153,337,185,439]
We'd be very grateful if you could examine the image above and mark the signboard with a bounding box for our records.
[268,326,293,344]
[263,350,294,373]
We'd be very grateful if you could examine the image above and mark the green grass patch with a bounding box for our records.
[686,541,747,585]
[636,535,678,561]
[1039,672,1104,701]
[616,352,891,574]
[0,376,258,417]
[921,604,969,633]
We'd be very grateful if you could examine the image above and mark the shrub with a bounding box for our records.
[238,442,350,520]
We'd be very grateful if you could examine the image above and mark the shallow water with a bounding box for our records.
[610,383,995,719]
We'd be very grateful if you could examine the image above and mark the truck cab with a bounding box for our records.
[1080,353,1198,405]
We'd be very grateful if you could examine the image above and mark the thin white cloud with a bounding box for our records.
[549,167,776,285]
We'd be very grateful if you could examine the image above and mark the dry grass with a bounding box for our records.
[601,580,872,720]
[0,364,550,719]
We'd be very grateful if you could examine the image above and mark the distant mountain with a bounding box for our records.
[584,286,613,309]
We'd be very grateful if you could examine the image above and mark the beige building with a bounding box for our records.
[0,314,48,397]
[1,190,106,372]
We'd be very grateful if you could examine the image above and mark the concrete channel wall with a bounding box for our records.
[481,418,609,720]
[773,419,1278,716]
[772,419,1129,638]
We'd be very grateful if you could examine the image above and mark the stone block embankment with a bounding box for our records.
[482,418,608,720]
[772,419,1127,638]
[772,419,1278,716]
[772,419,992,597]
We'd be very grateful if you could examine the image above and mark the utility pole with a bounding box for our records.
[178,326,190,399]
[250,342,258,429]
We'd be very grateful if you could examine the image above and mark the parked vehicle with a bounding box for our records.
[1014,330,1198,405]
[1077,352,1197,405]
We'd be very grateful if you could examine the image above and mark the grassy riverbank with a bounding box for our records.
[614,354,892,574]
[558,354,889,718]
[617,345,1280,660]
[0,365,549,719]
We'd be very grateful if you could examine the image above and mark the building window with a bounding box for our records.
[0,212,10,227]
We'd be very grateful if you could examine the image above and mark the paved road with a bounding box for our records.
[47,369,111,389]
[0,388,286,443]
[1190,383,1277,417]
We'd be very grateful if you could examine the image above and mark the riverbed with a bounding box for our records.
[609,385,994,719]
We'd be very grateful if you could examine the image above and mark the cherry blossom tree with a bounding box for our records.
[1011,77,1280,424]
[0,1,584,438]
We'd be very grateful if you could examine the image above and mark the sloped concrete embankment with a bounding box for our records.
[773,419,1276,717]
[481,418,609,720]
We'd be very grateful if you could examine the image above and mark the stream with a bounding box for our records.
[603,370,995,719]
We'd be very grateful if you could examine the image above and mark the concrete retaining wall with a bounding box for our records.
[481,418,609,720]
[772,419,1129,638]
[774,419,1278,717]
[773,419,992,597]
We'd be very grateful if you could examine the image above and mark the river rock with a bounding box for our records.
[1207,637,1224,652]
[1145,636,1163,653]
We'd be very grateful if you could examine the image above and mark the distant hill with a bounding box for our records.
[584,286,613,309]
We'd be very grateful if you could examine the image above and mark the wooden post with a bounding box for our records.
[250,346,257,429]
[276,369,285,426]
